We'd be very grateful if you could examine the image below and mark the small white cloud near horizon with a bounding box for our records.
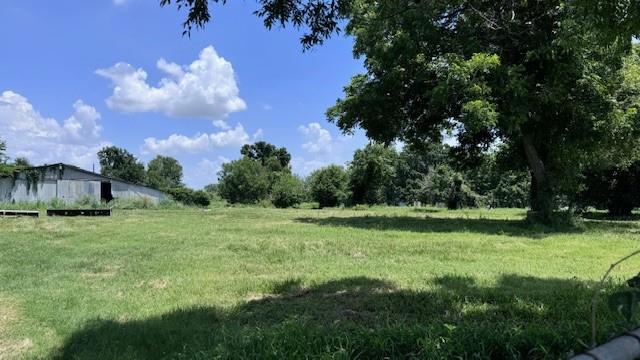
[96,46,246,120]
[298,122,333,154]
[0,90,109,169]
[141,123,251,155]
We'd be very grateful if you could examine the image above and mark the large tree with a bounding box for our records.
[161,0,640,221]
[97,146,146,184]
[146,155,184,190]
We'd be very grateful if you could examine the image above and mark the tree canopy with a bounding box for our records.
[240,141,291,171]
[146,155,184,190]
[98,146,146,184]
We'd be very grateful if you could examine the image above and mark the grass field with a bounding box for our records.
[1,206,640,359]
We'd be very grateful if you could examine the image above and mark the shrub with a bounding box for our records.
[76,195,101,208]
[271,173,305,208]
[218,158,271,204]
[166,188,211,207]
[308,165,349,208]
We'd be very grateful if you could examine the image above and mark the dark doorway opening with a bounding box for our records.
[101,181,113,202]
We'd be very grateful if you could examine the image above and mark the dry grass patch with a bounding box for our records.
[0,298,32,360]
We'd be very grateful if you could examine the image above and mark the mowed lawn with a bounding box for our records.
[2,207,640,359]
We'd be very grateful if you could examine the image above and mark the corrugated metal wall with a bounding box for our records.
[0,166,167,204]
[57,180,101,202]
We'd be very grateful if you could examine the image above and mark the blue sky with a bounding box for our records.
[0,0,368,188]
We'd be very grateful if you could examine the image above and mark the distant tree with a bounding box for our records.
[97,146,146,184]
[0,138,7,164]
[271,173,305,208]
[415,165,457,206]
[240,141,291,171]
[0,138,11,175]
[348,143,397,205]
[393,144,449,204]
[308,165,349,208]
[218,158,271,204]
[146,155,183,190]
[13,157,32,168]
[464,154,530,208]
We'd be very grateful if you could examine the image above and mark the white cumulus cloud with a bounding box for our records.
[0,90,109,168]
[141,123,251,155]
[96,46,246,120]
[299,122,333,154]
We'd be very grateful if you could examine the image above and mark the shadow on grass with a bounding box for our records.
[582,212,640,222]
[53,275,629,359]
[294,214,639,238]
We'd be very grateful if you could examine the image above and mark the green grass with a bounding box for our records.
[1,207,640,359]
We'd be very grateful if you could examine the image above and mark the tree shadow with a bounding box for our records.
[294,214,639,238]
[582,211,640,222]
[52,275,629,359]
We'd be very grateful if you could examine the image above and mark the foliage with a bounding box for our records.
[465,154,530,208]
[308,165,349,208]
[578,162,640,216]
[109,197,184,210]
[323,1,640,222]
[166,187,211,207]
[98,146,146,184]
[159,1,640,222]
[240,141,291,172]
[218,142,293,205]
[348,143,397,205]
[146,155,184,190]
[271,173,305,208]
[203,183,218,196]
[218,157,271,204]
[159,0,349,49]
[415,165,478,209]
[575,47,640,216]
[0,137,7,164]
[13,157,32,169]
[393,144,449,204]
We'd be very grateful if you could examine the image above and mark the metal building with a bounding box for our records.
[0,163,167,204]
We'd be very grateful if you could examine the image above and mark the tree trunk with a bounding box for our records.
[522,135,553,223]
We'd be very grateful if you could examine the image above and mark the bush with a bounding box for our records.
[166,188,211,207]
[308,165,349,208]
[218,158,271,204]
[271,173,305,208]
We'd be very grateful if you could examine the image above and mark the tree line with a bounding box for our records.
[215,141,531,209]
[158,0,640,223]
[2,137,639,214]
